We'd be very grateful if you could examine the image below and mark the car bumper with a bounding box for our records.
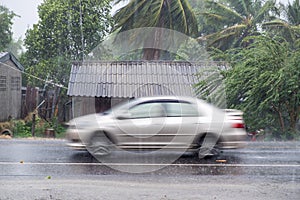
[65,128,88,150]
[66,142,87,150]
[218,130,247,149]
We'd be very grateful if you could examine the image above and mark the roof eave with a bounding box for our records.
[0,52,24,71]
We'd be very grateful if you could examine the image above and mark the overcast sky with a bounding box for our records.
[0,0,293,40]
[1,0,43,39]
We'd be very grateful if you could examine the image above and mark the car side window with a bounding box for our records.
[128,102,166,118]
[164,102,199,117]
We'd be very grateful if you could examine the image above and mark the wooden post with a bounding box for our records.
[31,112,36,137]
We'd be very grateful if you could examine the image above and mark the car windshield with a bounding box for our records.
[101,98,138,115]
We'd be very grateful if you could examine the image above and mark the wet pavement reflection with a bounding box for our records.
[0,139,299,179]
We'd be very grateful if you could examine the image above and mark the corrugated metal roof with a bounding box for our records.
[0,52,8,58]
[67,61,225,98]
[0,52,24,71]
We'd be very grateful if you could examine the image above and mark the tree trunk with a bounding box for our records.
[142,16,164,60]
[142,48,161,60]
[142,28,162,60]
[288,105,300,133]
[272,104,285,132]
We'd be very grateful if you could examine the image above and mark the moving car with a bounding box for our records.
[66,96,247,158]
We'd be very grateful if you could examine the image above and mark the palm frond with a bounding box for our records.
[204,0,244,21]
[173,0,188,33]
[112,0,198,60]
[113,0,148,31]
[219,24,247,35]
[287,0,300,25]
[241,0,252,16]
[253,0,276,24]
[203,24,246,48]
[208,32,239,50]
[114,0,198,35]
[201,12,225,21]
[263,20,289,28]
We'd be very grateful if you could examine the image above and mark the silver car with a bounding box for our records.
[66,96,247,158]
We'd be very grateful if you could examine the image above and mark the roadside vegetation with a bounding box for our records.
[196,0,300,140]
[0,114,66,138]
[0,0,299,140]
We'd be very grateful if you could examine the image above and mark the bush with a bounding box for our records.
[12,120,32,138]
[1,113,67,138]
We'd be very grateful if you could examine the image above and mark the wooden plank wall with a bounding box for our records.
[0,61,22,122]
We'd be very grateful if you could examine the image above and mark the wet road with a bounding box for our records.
[0,139,299,199]
[0,139,299,176]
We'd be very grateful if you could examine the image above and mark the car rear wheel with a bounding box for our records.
[198,133,220,159]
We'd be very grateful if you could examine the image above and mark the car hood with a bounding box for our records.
[69,113,113,129]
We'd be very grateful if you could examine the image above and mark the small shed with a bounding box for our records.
[0,52,24,122]
[67,61,225,118]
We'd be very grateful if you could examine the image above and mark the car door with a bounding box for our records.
[158,101,204,149]
[112,101,168,149]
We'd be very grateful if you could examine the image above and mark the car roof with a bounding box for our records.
[133,96,199,103]
[109,96,201,112]
[107,95,220,116]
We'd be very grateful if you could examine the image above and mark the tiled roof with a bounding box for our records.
[67,61,225,98]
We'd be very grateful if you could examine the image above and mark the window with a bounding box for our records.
[11,77,20,90]
[0,76,7,91]
[128,102,166,118]
[164,102,199,117]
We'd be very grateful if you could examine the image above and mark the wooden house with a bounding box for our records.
[0,52,24,121]
[67,61,226,118]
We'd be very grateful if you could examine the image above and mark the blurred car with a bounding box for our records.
[66,96,247,157]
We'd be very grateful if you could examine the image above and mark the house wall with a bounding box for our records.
[71,96,130,118]
[0,60,22,121]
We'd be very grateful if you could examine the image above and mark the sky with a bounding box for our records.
[0,0,294,40]
[1,0,43,39]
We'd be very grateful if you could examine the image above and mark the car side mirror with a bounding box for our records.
[116,112,132,120]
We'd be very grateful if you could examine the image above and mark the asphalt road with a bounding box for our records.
[0,138,299,200]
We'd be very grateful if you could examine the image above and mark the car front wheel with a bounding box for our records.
[87,133,112,156]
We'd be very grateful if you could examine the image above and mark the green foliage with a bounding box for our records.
[199,0,278,51]
[195,1,300,140]
[225,35,300,139]
[194,65,227,108]
[12,121,32,138]
[22,0,113,87]
[11,117,66,138]
[176,37,210,61]
[114,0,198,35]
[188,0,214,36]
[0,113,66,138]
[262,0,300,45]
[113,0,198,60]
[286,0,300,26]
[0,5,19,51]
[46,117,67,138]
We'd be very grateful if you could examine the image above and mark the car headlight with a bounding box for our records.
[71,119,94,129]
[72,122,87,129]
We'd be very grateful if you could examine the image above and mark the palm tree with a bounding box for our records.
[113,0,198,60]
[286,0,300,26]
[263,0,300,44]
[198,0,278,51]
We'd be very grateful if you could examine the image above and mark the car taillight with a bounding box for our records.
[232,123,245,128]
